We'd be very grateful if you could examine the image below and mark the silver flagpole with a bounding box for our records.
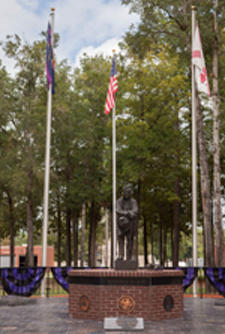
[41,8,55,297]
[191,6,198,298]
[112,50,117,268]
[113,102,116,268]
[105,208,109,267]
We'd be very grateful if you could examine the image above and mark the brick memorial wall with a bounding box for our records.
[68,269,183,321]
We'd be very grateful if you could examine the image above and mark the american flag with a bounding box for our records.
[105,56,118,115]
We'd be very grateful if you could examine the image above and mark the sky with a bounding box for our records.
[0,0,139,75]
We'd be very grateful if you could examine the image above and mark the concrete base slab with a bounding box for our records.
[104,317,144,331]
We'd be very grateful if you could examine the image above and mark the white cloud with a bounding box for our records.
[55,0,138,66]
[73,37,120,68]
[16,0,40,11]
[0,0,138,75]
[0,0,47,39]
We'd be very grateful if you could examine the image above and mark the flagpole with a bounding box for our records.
[41,7,55,297]
[192,6,198,298]
[105,208,109,267]
[112,50,117,267]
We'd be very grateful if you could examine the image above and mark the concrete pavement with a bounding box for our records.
[0,296,224,334]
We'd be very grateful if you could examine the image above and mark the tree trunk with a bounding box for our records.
[159,215,163,266]
[213,0,223,267]
[164,230,168,266]
[88,203,93,267]
[72,209,78,267]
[89,201,98,267]
[26,168,34,267]
[7,192,14,267]
[163,229,167,266]
[80,200,86,267]
[202,216,215,292]
[150,220,154,264]
[136,179,141,263]
[66,208,71,266]
[57,194,61,267]
[173,178,180,267]
[173,109,180,267]
[143,215,148,266]
[196,91,214,266]
[171,224,174,266]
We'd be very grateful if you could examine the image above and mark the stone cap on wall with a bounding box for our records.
[68,269,184,277]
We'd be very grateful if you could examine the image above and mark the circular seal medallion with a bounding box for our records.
[163,295,174,312]
[117,295,135,313]
[79,295,90,312]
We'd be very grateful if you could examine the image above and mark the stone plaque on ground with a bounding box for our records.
[104,317,144,331]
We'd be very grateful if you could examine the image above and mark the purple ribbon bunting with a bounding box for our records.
[176,267,198,291]
[0,267,46,297]
[51,267,73,292]
[204,267,225,297]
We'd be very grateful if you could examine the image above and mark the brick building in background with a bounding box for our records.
[0,245,54,267]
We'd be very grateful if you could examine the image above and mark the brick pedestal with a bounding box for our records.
[68,269,183,321]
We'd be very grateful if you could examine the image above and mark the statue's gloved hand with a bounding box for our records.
[128,211,135,218]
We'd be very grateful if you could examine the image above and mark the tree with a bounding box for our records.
[2,34,47,266]
[121,0,225,266]
[116,48,190,265]
[71,55,114,266]
[213,0,223,266]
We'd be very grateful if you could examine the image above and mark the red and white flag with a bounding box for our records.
[192,23,210,97]
[105,56,118,115]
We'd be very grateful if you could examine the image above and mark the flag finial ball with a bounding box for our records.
[51,7,55,11]
[112,49,116,53]
[191,6,195,10]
